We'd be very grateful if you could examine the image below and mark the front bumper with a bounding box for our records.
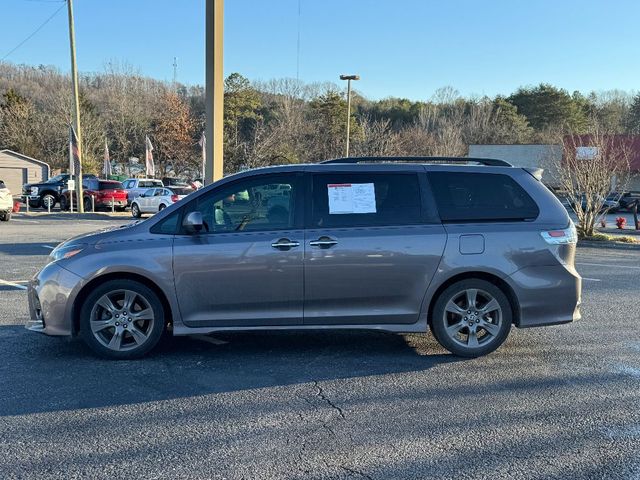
[508,264,582,328]
[27,262,84,336]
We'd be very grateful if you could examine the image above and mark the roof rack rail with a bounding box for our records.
[320,156,512,167]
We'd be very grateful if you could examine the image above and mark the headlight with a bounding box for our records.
[50,244,85,262]
[31,187,39,195]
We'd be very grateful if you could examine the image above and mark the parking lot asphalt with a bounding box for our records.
[0,214,639,479]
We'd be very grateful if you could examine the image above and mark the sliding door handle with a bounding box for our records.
[309,237,338,248]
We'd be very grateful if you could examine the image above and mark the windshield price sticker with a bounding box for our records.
[327,183,376,214]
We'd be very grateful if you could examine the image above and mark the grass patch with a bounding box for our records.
[582,233,639,244]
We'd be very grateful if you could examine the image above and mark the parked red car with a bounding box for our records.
[60,179,128,211]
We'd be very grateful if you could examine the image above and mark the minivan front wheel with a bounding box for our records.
[80,279,165,359]
[431,279,512,357]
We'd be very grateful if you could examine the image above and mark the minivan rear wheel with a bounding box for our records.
[430,279,512,357]
[79,279,165,359]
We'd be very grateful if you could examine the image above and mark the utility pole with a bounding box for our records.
[67,0,84,212]
[173,56,178,89]
[340,74,359,157]
[205,0,224,184]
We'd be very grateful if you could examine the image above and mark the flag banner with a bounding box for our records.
[199,131,206,182]
[145,135,155,177]
[103,139,112,177]
[69,124,81,176]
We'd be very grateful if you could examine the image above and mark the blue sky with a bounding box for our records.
[1,0,639,100]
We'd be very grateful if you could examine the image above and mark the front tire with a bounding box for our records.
[79,279,165,359]
[430,279,512,358]
[131,203,141,218]
[0,211,10,222]
[41,194,56,210]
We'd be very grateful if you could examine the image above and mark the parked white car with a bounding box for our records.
[122,178,164,206]
[130,186,194,218]
[0,180,13,221]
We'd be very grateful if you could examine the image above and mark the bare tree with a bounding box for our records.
[553,124,632,237]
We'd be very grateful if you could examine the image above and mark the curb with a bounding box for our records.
[578,240,640,251]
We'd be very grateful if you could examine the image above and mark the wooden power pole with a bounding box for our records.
[67,0,84,212]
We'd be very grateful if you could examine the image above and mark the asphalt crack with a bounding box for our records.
[341,465,374,479]
[313,380,345,419]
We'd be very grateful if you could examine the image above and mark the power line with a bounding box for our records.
[1,2,66,61]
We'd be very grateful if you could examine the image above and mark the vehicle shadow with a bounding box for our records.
[0,242,58,256]
[0,326,460,417]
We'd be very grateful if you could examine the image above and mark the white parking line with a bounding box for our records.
[577,262,640,270]
[581,277,601,282]
[0,279,28,290]
[41,245,55,250]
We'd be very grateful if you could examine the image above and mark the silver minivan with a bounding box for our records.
[27,158,582,359]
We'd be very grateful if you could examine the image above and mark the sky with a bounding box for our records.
[1,0,639,101]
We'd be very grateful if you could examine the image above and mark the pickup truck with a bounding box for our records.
[22,173,97,209]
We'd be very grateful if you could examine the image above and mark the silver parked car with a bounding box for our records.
[27,157,582,359]
[122,178,164,206]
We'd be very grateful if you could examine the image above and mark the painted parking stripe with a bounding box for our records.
[41,245,55,250]
[577,262,640,270]
[581,277,601,282]
[0,279,28,290]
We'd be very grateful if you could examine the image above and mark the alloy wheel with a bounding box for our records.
[89,289,155,352]
[442,288,503,349]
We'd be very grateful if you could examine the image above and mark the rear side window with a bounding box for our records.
[170,187,194,196]
[311,173,422,227]
[428,172,539,222]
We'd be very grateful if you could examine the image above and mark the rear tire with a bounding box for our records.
[84,197,92,212]
[60,196,68,211]
[79,279,165,359]
[158,204,166,211]
[0,211,10,222]
[430,279,512,358]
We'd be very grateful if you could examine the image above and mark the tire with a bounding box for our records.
[84,197,92,212]
[131,203,141,218]
[60,196,68,211]
[41,194,56,210]
[79,279,165,359]
[0,211,10,222]
[158,204,166,212]
[430,279,512,358]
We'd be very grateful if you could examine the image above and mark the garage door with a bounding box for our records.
[0,167,26,196]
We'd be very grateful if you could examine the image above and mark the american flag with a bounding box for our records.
[69,124,81,176]
[145,135,155,177]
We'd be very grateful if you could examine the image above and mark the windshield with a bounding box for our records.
[46,175,67,183]
[99,181,123,190]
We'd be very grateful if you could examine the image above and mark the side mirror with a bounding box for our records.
[182,211,204,234]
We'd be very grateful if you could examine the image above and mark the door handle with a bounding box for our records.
[309,237,338,248]
[271,238,300,249]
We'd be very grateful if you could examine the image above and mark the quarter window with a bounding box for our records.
[428,172,539,222]
[311,173,422,227]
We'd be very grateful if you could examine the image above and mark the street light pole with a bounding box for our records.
[67,0,84,212]
[340,74,359,157]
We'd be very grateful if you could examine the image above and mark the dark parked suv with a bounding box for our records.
[27,157,582,359]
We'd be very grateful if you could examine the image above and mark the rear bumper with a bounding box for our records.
[508,264,582,328]
[26,262,83,336]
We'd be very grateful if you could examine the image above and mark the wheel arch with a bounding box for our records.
[71,272,174,335]
[426,271,521,327]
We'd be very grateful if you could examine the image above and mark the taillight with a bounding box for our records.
[541,222,577,245]
[171,195,179,203]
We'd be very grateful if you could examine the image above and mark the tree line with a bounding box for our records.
[1,61,640,178]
